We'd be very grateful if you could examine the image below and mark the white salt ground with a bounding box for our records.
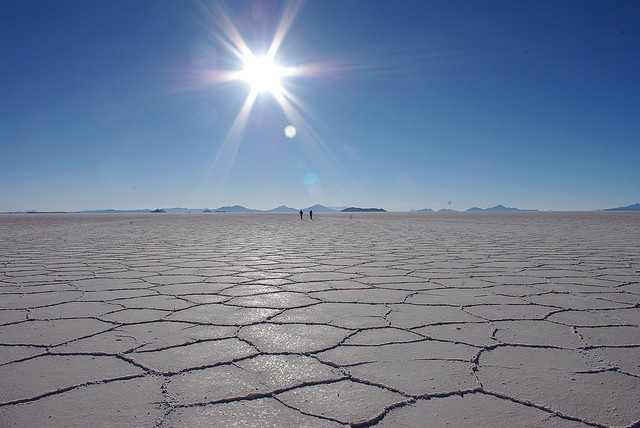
[0,212,638,427]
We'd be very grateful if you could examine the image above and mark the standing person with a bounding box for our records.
[299,210,303,220]
[309,210,313,220]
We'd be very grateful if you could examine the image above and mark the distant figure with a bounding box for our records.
[299,210,303,220]
[309,210,313,220]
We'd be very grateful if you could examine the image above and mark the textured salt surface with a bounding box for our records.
[0,212,638,427]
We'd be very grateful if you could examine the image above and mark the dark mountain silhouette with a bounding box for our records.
[603,203,640,211]
[151,209,166,213]
[341,207,386,212]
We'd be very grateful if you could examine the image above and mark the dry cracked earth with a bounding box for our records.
[0,212,639,427]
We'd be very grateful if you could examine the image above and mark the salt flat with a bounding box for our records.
[0,212,639,427]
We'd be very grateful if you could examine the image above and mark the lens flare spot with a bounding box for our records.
[284,125,297,138]
[303,171,317,186]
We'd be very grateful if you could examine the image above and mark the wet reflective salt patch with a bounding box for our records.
[142,274,209,286]
[218,283,283,296]
[287,271,362,282]
[227,291,320,308]
[236,270,291,280]
[167,363,269,405]
[168,355,344,405]
[236,354,344,389]
[151,282,231,295]
[167,303,280,325]
[238,323,351,353]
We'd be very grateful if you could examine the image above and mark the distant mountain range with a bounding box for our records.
[341,207,386,212]
[467,204,538,212]
[4,203,639,214]
[412,205,537,213]
[211,204,340,213]
[602,203,640,211]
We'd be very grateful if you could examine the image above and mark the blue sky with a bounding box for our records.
[1,0,638,212]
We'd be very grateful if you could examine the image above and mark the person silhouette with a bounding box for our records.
[299,210,303,220]
[309,210,313,220]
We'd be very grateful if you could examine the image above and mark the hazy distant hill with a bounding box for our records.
[303,204,337,212]
[266,205,298,213]
[162,207,207,213]
[603,203,640,211]
[413,208,434,212]
[77,208,152,213]
[213,205,261,213]
[341,207,387,212]
[466,205,536,212]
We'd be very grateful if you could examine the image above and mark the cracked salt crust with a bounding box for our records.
[0,212,638,427]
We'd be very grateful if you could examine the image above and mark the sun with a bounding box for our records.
[236,54,288,95]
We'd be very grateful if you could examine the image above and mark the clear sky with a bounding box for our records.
[1,0,638,212]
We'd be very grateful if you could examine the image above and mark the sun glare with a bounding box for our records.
[201,0,351,200]
[237,55,287,95]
